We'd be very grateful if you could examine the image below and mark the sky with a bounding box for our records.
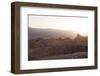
[29,15,88,36]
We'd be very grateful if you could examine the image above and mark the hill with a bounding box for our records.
[28,27,77,40]
[28,27,88,60]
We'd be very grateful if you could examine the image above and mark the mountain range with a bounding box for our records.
[28,27,78,40]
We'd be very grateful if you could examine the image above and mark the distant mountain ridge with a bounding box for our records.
[28,27,78,40]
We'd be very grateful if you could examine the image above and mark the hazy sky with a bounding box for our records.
[29,15,88,36]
